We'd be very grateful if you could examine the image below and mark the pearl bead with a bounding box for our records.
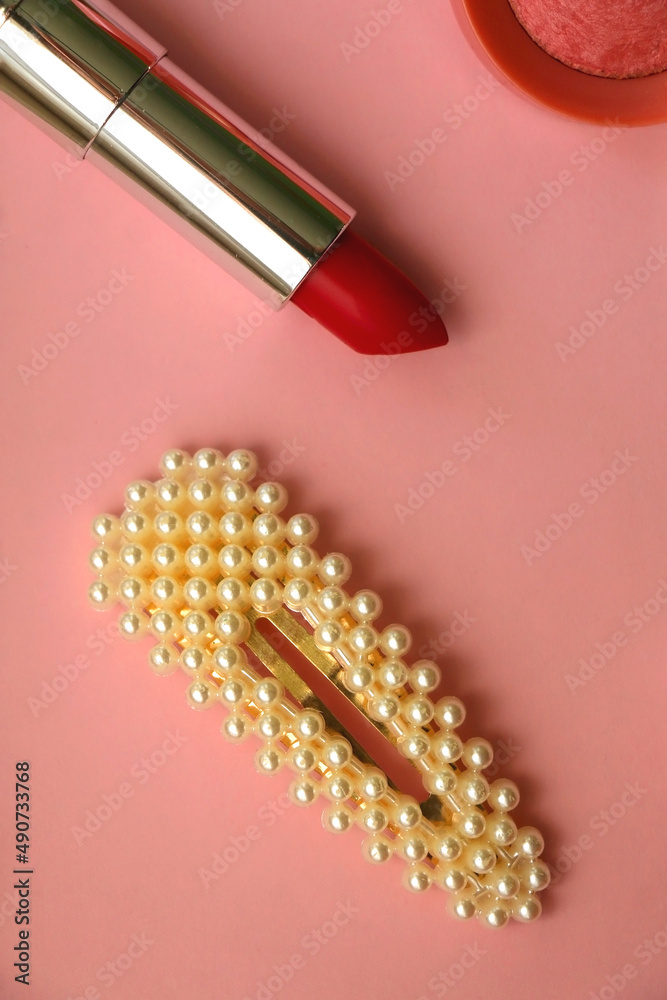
[437,865,468,893]
[193,447,225,476]
[212,644,244,674]
[360,806,388,833]
[250,545,285,578]
[254,746,284,774]
[433,833,463,862]
[185,577,215,609]
[148,645,178,676]
[314,620,344,650]
[465,843,496,874]
[185,544,217,577]
[401,836,428,862]
[348,625,378,655]
[220,480,254,512]
[284,578,314,610]
[457,771,489,806]
[323,739,352,768]
[494,868,521,899]
[432,731,463,764]
[398,731,430,760]
[119,544,149,573]
[349,590,382,622]
[216,577,250,612]
[512,894,542,922]
[220,679,246,705]
[214,611,250,644]
[285,546,319,578]
[153,509,183,545]
[434,696,466,729]
[455,810,486,839]
[379,624,412,657]
[151,576,181,609]
[257,712,285,740]
[362,835,393,864]
[408,660,441,694]
[289,778,319,806]
[520,859,551,892]
[152,544,183,574]
[151,610,178,640]
[343,664,373,694]
[484,902,510,928]
[92,514,121,543]
[186,680,213,710]
[359,769,388,800]
[316,586,347,617]
[368,695,399,721]
[515,826,544,859]
[425,769,457,796]
[219,512,252,545]
[449,890,476,920]
[181,647,207,675]
[121,510,150,541]
[487,814,517,847]
[188,480,218,510]
[254,481,288,513]
[119,612,149,640]
[252,513,285,545]
[155,479,185,510]
[325,773,352,801]
[186,511,216,543]
[295,711,324,740]
[318,553,351,587]
[289,746,316,773]
[125,479,156,509]
[159,450,190,479]
[378,658,408,689]
[226,449,258,481]
[488,779,520,812]
[218,544,251,577]
[393,799,421,830]
[403,864,433,893]
[253,678,283,706]
[402,695,434,727]
[222,714,251,742]
[461,738,494,771]
[322,804,353,834]
[286,514,319,546]
[88,580,115,609]
[182,611,212,641]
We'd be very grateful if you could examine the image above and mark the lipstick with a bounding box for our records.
[0,0,448,354]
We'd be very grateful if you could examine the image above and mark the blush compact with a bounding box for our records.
[455,0,667,125]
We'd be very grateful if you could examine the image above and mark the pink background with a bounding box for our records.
[1,1,667,997]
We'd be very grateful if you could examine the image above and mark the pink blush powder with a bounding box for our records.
[507,0,667,78]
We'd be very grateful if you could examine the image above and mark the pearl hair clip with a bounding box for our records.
[87,447,549,927]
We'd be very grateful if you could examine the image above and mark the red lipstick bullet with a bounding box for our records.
[293,230,448,354]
